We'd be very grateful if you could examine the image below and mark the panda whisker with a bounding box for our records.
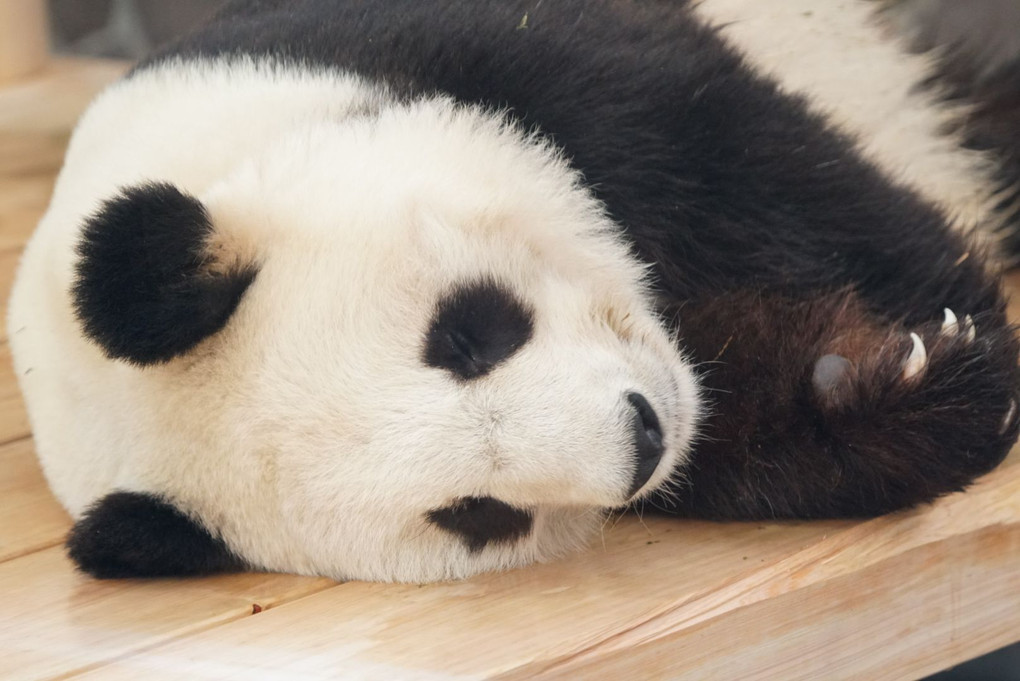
[608,509,629,532]
[633,504,653,536]
[647,497,676,514]
[598,509,621,552]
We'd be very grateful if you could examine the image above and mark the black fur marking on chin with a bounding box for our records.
[66,491,246,579]
[426,496,533,553]
[423,279,534,381]
[73,182,257,366]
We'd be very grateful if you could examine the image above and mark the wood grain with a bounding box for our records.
[0,58,128,134]
[0,0,48,85]
[530,456,1020,680]
[67,517,844,680]
[0,343,30,443]
[541,524,1020,681]
[0,253,23,343]
[0,547,336,681]
[0,182,53,250]
[0,438,69,562]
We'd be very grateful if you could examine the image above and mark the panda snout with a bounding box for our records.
[625,391,665,497]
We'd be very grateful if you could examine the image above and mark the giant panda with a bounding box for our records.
[8,0,1020,583]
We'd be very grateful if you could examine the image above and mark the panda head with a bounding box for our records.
[64,100,701,582]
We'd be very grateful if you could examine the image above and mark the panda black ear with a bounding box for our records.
[73,182,257,365]
[66,491,245,578]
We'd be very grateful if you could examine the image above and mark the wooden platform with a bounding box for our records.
[1,59,1018,681]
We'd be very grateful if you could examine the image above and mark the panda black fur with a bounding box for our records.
[9,0,1019,582]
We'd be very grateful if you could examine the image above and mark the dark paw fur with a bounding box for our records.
[67,491,245,579]
[807,307,1019,510]
[658,292,1019,522]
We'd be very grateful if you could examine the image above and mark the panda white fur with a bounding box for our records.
[8,0,1020,583]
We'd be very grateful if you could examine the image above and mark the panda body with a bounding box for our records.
[14,59,699,580]
[9,0,1019,583]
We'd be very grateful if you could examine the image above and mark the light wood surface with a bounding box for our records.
[0,438,68,562]
[1,58,1018,681]
[0,0,48,84]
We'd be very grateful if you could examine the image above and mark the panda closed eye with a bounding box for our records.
[423,279,534,380]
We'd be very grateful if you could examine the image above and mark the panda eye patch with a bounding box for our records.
[423,279,534,380]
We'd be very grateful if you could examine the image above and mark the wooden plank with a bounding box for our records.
[68,454,1018,681]
[0,438,70,563]
[0,149,60,252]
[0,0,48,85]
[0,58,127,135]
[0,343,30,443]
[0,59,127,342]
[0,251,25,344]
[0,128,68,178]
[69,517,852,679]
[543,526,1020,681]
[0,199,47,252]
[0,547,336,681]
[531,456,1020,680]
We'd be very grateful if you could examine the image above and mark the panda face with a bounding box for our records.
[175,101,701,581]
[40,96,700,582]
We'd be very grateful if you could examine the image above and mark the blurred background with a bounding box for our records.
[45,0,1020,71]
[49,0,222,59]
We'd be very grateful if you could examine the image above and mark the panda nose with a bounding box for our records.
[626,392,664,498]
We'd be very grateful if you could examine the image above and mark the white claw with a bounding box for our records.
[963,315,976,344]
[941,308,959,337]
[1000,400,1017,435]
[902,332,928,381]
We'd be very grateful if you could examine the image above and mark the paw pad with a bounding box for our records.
[813,354,852,393]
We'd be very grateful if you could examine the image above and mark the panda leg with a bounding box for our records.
[66,491,245,578]
[651,288,1019,519]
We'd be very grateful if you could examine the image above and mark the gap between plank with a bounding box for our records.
[57,579,346,681]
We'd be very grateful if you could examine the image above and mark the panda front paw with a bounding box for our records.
[917,309,1015,435]
[900,309,976,381]
[809,307,1019,496]
[658,292,1019,520]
